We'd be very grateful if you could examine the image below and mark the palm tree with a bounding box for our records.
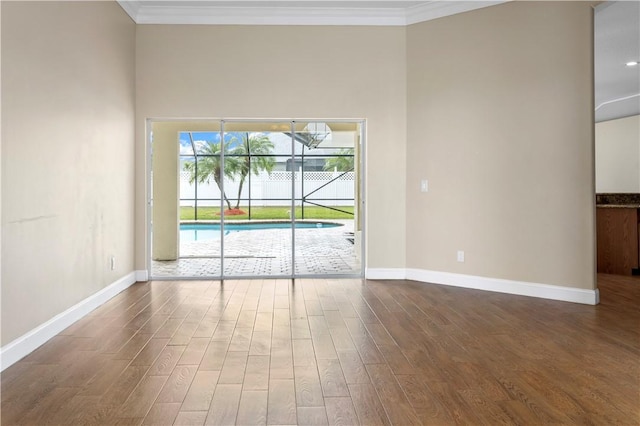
[323,148,355,172]
[229,133,275,209]
[183,140,239,211]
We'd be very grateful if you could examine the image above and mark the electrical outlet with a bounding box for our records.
[421,179,429,192]
[457,251,465,262]
[110,256,116,270]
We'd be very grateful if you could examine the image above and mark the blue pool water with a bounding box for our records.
[180,222,342,242]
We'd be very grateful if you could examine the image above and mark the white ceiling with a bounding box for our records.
[595,1,640,122]
[119,0,640,122]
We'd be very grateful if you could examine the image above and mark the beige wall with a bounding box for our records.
[0,2,602,349]
[1,1,136,345]
[595,115,640,193]
[1,1,3,342]
[152,122,180,261]
[135,25,407,271]
[406,2,596,289]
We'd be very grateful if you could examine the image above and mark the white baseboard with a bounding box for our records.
[406,268,599,305]
[366,267,599,305]
[365,268,406,280]
[135,269,149,282]
[0,271,138,372]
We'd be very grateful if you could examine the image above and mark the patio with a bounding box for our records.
[151,220,360,277]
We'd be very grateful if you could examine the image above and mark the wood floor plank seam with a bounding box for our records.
[2,275,638,425]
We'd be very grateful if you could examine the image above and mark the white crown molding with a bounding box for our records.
[117,1,509,26]
[595,93,640,122]
[595,93,640,111]
[118,0,142,22]
[405,1,507,25]
[138,5,406,26]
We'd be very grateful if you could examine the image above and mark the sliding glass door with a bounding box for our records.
[293,122,360,276]
[222,121,293,277]
[149,119,363,279]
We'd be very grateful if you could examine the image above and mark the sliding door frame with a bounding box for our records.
[146,118,366,280]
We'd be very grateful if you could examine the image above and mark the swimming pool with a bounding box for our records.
[180,222,343,241]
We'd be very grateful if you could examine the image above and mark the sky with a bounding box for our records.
[179,131,302,157]
[178,130,349,157]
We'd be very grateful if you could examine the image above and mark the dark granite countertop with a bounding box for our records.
[597,204,640,208]
[596,193,640,208]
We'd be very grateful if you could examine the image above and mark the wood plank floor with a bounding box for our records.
[2,274,638,425]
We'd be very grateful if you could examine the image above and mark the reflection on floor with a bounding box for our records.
[152,221,359,277]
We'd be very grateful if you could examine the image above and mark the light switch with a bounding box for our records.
[421,179,428,192]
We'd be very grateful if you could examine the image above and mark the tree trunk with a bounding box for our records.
[235,175,246,210]
[214,171,232,211]
[223,193,232,211]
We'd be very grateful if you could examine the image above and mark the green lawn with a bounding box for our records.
[180,205,354,221]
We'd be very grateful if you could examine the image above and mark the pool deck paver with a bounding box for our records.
[152,221,360,277]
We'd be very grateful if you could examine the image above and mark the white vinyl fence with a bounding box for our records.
[180,170,355,207]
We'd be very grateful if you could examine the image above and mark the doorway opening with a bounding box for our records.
[148,119,365,279]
